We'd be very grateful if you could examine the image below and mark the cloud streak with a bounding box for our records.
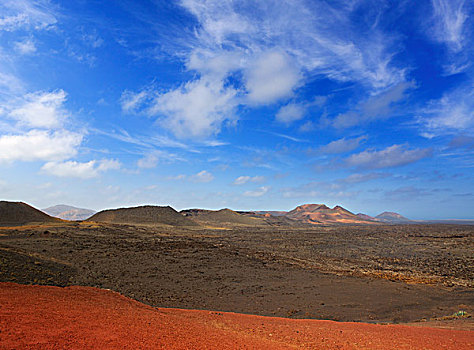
[346,144,432,169]
[320,136,366,154]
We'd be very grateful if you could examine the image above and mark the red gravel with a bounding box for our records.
[0,282,472,349]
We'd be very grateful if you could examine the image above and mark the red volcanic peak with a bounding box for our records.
[286,203,376,225]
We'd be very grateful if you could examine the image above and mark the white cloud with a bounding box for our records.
[346,144,432,169]
[243,186,270,197]
[0,130,82,162]
[41,159,120,179]
[187,50,242,79]
[275,103,305,125]
[7,90,68,128]
[245,51,301,105]
[191,170,214,183]
[148,78,237,138]
[320,136,366,154]
[0,89,84,165]
[233,175,265,185]
[431,0,469,52]
[14,38,36,54]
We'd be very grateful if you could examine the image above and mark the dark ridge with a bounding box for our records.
[88,205,198,226]
[0,201,60,226]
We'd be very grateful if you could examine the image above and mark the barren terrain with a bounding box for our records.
[0,222,472,324]
[1,282,472,349]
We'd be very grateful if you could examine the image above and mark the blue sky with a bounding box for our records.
[0,0,473,219]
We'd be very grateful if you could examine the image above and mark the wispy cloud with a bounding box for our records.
[190,170,214,183]
[346,144,432,169]
[120,90,150,114]
[179,0,405,89]
[122,0,406,137]
[0,0,57,31]
[417,85,474,136]
[275,102,305,125]
[449,135,474,149]
[342,172,390,183]
[320,136,367,154]
[243,186,270,197]
[430,0,470,52]
[136,150,183,169]
[233,175,265,185]
[14,38,36,54]
[332,81,415,128]
[261,131,308,143]
[385,186,431,201]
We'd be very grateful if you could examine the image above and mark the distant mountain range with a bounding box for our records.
[284,204,378,225]
[374,212,412,223]
[4,200,452,226]
[258,204,413,225]
[42,205,96,221]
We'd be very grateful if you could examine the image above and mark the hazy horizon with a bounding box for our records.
[0,1,473,220]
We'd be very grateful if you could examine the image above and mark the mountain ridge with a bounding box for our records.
[42,205,96,221]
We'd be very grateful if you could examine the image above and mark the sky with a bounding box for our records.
[0,0,473,220]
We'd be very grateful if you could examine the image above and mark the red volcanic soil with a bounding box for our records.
[1,283,472,349]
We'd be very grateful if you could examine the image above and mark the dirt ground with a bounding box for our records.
[0,222,472,324]
[1,282,472,349]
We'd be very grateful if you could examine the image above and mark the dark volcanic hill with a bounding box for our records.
[88,205,197,226]
[286,204,377,225]
[375,212,412,223]
[42,205,96,221]
[181,208,268,226]
[0,201,60,226]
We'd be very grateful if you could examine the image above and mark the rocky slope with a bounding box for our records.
[0,201,60,226]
